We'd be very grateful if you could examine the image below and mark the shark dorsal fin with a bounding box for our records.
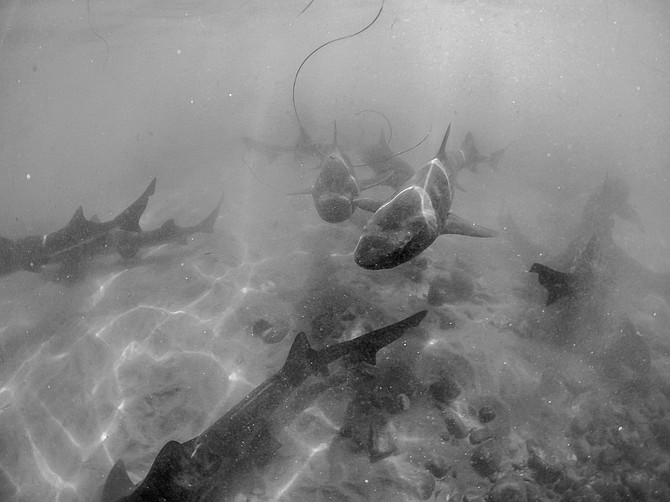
[67,207,87,228]
[282,332,327,379]
[100,460,135,502]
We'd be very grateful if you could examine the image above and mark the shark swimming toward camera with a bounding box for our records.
[360,128,507,190]
[289,122,388,222]
[0,179,222,280]
[99,309,428,502]
[354,124,498,270]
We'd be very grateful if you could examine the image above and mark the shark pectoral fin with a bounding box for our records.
[358,171,393,191]
[100,459,135,502]
[354,198,383,213]
[110,229,142,259]
[442,213,498,238]
[286,186,314,196]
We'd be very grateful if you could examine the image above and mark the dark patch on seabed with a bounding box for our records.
[1,0,670,501]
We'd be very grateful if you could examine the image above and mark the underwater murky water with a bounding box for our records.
[1,0,669,501]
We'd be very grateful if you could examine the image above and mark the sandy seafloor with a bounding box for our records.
[1,0,670,501]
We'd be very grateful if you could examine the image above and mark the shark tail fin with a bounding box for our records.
[461,132,486,173]
[197,193,224,234]
[113,178,157,233]
[529,263,573,305]
[100,459,135,502]
[435,123,451,167]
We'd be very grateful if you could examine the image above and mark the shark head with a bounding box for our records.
[311,126,359,223]
[354,186,439,270]
[314,194,355,222]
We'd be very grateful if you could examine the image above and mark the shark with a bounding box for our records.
[500,174,644,267]
[99,309,428,502]
[360,128,507,190]
[525,213,670,349]
[108,194,223,259]
[0,178,157,278]
[354,124,498,270]
[529,221,670,308]
[0,179,223,281]
[241,126,329,167]
[289,122,389,223]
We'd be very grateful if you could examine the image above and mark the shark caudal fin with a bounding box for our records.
[100,459,134,502]
[529,263,574,305]
[441,212,498,238]
[197,193,224,234]
[435,124,451,167]
[112,178,157,233]
[318,310,428,366]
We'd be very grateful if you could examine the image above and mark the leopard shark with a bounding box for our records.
[99,310,428,502]
[354,124,498,270]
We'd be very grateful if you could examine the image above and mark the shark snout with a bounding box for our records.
[354,234,407,270]
[315,195,354,223]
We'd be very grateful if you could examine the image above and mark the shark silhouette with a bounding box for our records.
[289,122,389,222]
[360,128,506,190]
[100,309,427,502]
[354,124,498,270]
[0,179,222,280]
[0,178,156,278]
